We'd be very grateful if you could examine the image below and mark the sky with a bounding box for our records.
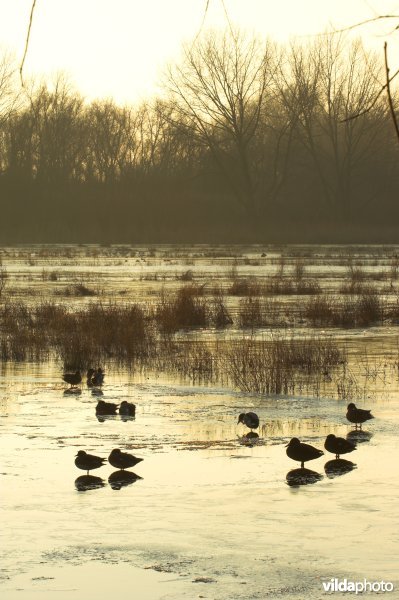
[0,0,399,104]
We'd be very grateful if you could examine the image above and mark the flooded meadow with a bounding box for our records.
[1,244,399,599]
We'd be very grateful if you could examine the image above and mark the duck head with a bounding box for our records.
[285,437,301,448]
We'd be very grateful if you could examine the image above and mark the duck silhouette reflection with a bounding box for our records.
[75,475,105,492]
[347,430,373,444]
[286,468,323,487]
[63,387,81,396]
[324,459,357,478]
[91,388,104,397]
[108,470,142,490]
[238,431,260,447]
[120,414,135,423]
[96,414,118,423]
[244,431,259,440]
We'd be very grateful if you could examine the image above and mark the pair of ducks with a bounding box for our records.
[96,400,136,416]
[238,403,374,469]
[75,448,143,475]
[63,368,104,388]
[87,368,105,387]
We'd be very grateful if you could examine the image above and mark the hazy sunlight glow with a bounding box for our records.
[1,0,399,102]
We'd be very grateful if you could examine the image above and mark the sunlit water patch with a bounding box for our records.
[1,357,398,599]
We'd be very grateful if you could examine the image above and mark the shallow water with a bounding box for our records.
[1,245,399,598]
[1,361,398,599]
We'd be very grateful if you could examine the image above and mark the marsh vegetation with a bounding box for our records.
[1,243,399,599]
[1,243,399,401]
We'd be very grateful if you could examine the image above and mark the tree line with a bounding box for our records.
[0,30,398,243]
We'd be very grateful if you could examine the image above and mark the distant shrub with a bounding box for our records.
[228,278,263,296]
[155,286,208,332]
[180,269,194,281]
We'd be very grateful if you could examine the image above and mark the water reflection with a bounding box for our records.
[75,475,105,492]
[96,415,119,424]
[286,468,323,487]
[91,388,104,397]
[108,470,142,490]
[63,388,81,396]
[238,432,261,447]
[120,415,135,423]
[347,430,373,444]
[324,459,357,479]
[243,431,259,440]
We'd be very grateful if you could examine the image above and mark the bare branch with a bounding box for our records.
[20,0,37,87]
[193,0,211,45]
[342,65,399,121]
[384,41,399,145]
[330,14,399,34]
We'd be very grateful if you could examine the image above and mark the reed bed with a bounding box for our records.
[228,276,321,297]
[303,291,384,327]
[0,296,347,398]
[0,300,155,367]
[220,336,344,395]
[239,297,279,328]
[155,286,208,333]
[266,278,321,295]
[228,278,264,296]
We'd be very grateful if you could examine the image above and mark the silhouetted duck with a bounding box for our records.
[119,401,136,417]
[86,368,95,387]
[63,370,82,387]
[237,412,259,431]
[92,368,105,386]
[75,450,106,475]
[286,437,323,469]
[324,434,356,459]
[95,400,118,415]
[108,448,143,470]
[346,403,374,429]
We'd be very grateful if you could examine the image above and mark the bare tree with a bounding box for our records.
[278,35,386,219]
[26,75,86,184]
[166,29,279,218]
[85,100,139,184]
[0,51,19,123]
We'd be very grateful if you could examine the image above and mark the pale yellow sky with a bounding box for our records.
[1,0,399,103]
